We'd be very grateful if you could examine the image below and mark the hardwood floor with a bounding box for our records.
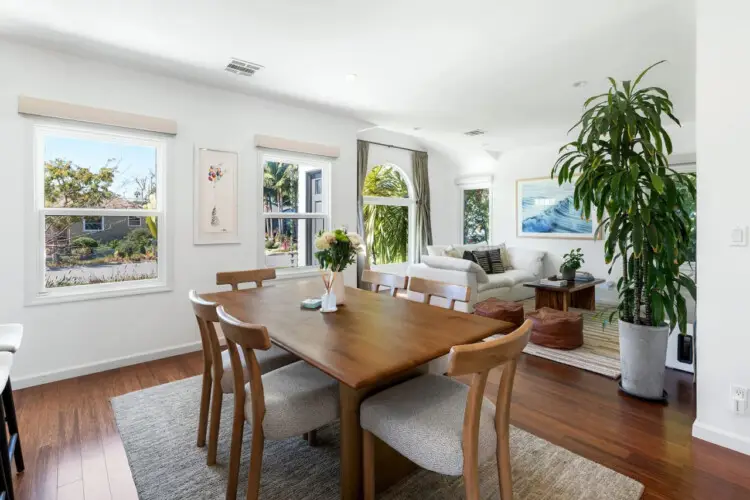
[9,351,750,499]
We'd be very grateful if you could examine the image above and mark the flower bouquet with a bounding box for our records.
[314,228,364,306]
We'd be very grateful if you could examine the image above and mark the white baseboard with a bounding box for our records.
[12,341,203,390]
[693,420,750,456]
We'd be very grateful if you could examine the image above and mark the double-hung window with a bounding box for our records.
[30,123,168,303]
[260,152,330,273]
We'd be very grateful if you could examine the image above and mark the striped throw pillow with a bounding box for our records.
[488,248,505,274]
[472,250,492,274]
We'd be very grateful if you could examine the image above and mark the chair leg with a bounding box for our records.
[246,426,265,500]
[463,464,480,500]
[1,381,22,474]
[207,379,223,466]
[496,427,513,500]
[226,412,245,500]
[362,430,375,500]
[307,429,317,447]
[0,403,13,500]
[197,369,211,448]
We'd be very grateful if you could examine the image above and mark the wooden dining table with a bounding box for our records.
[201,279,514,500]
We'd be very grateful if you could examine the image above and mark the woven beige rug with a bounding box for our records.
[520,298,622,379]
[113,376,645,499]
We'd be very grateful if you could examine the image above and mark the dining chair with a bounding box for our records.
[216,268,276,291]
[188,291,298,466]
[408,276,470,310]
[361,270,409,297]
[360,320,532,500]
[0,350,23,500]
[217,306,340,500]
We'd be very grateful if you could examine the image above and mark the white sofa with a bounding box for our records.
[407,243,560,312]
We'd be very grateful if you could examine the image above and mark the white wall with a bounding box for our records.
[693,0,750,456]
[0,40,368,387]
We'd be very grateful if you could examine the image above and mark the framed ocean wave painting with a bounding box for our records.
[516,177,596,239]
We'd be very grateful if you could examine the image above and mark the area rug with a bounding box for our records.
[519,299,622,379]
[111,376,644,499]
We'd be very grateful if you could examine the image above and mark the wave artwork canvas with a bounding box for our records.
[516,177,595,239]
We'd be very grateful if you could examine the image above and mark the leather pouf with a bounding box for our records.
[473,298,525,328]
[528,307,584,350]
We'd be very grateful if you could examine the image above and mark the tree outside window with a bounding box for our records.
[463,188,490,244]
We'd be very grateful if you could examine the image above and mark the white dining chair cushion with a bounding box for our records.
[360,374,497,476]
[219,345,298,394]
[0,324,23,353]
[245,361,340,440]
[0,352,13,390]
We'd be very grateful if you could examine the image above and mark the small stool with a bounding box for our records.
[527,307,584,349]
[0,325,24,500]
[0,326,22,354]
[473,298,525,327]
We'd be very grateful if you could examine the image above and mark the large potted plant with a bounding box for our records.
[552,62,696,400]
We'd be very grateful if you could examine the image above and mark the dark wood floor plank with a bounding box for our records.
[9,349,750,500]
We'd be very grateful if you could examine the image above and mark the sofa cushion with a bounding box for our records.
[472,250,492,274]
[477,273,514,292]
[421,256,489,283]
[501,269,536,285]
[508,247,546,277]
[487,247,505,273]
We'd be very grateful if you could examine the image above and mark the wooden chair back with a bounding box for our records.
[361,270,409,297]
[216,268,276,291]
[188,290,223,375]
[216,305,271,432]
[408,276,470,310]
[446,320,532,500]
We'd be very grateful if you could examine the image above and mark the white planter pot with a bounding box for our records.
[619,320,669,400]
[332,271,346,305]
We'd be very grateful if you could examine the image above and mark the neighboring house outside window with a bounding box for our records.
[30,122,168,304]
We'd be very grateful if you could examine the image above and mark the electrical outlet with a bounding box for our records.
[731,385,748,414]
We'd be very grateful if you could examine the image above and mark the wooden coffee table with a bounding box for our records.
[523,279,605,312]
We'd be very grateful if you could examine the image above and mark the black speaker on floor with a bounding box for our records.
[677,333,694,364]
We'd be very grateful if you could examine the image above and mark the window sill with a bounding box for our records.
[273,267,324,281]
[27,280,171,306]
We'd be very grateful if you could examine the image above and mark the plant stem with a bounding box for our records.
[642,252,652,326]
[633,255,642,325]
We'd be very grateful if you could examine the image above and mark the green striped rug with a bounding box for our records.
[520,299,622,379]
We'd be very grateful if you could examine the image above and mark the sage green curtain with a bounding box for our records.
[356,140,369,288]
[412,151,432,261]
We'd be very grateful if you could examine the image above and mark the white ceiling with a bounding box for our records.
[0,0,695,150]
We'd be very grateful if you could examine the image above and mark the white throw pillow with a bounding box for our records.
[421,256,489,283]
[507,247,546,277]
[443,245,462,258]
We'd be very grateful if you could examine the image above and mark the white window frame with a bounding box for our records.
[363,163,416,264]
[257,151,331,277]
[127,216,143,228]
[27,122,170,305]
[456,176,493,245]
[82,216,104,233]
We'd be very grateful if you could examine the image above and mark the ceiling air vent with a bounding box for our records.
[225,58,264,77]
[464,129,486,137]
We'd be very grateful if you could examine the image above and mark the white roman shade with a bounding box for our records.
[17,96,178,135]
[255,134,340,158]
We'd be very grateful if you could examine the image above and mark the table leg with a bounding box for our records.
[562,292,569,312]
[340,383,363,500]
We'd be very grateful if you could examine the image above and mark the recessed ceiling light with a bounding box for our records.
[346,73,358,81]
[572,80,588,88]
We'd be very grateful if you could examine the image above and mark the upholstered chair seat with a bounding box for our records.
[219,345,298,393]
[243,361,339,440]
[361,374,496,476]
[0,324,23,353]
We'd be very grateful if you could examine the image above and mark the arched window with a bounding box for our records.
[363,164,414,266]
